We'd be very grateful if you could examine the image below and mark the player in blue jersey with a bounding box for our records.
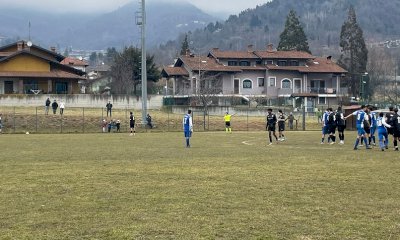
[321,109,330,144]
[376,112,391,151]
[344,105,372,150]
[183,109,193,148]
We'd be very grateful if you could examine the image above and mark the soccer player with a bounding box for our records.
[183,109,193,148]
[224,111,235,133]
[386,106,396,150]
[321,109,330,144]
[344,105,371,150]
[376,112,391,151]
[326,108,336,144]
[392,108,400,151]
[368,107,377,146]
[336,107,346,144]
[266,108,278,145]
[129,112,135,136]
[277,109,286,141]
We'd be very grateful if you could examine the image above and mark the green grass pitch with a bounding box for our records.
[1,131,400,239]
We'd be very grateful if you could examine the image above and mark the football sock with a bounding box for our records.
[354,138,360,148]
[394,140,398,148]
[368,137,371,145]
[332,136,336,142]
[363,137,369,147]
[186,138,190,147]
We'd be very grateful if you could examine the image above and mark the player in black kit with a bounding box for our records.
[277,109,286,141]
[392,108,400,151]
[266,108,279,145]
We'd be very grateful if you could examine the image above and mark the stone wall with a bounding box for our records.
[0,94,164,109]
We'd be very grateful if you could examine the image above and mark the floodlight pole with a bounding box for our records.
[139,0,148,124]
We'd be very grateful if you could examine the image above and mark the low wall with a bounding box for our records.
[0,94,164,109]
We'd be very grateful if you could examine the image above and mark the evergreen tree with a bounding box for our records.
[277,10,310,53]
[338,6,368,98]
[180,34,189,56]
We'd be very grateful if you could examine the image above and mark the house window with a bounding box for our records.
[228,61,238,66]
[266,60,273,65]
[277,60,287,66]
[239,61,250,66]
[281,79,292,89]
[23,80,38,94]
[258,77,265,87]
[319,97,326,104]
[268,77,276,87]
[256,60,262,65]
[290,60,299,66]
[243,79,252,89]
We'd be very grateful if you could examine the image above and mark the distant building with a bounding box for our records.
[162,44,347,110]
[0,40,86,94]
[85,64,112,94]
[61,57,89,73]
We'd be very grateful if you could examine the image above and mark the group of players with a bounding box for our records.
[319,105,400,151]
[345,105,400,151]
[182,106,400,150]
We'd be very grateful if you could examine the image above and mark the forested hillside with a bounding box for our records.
[156,0,400,64]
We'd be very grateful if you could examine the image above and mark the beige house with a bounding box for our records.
[162,44,347,110]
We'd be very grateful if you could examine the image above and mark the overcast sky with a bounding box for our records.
[1,0,270,16]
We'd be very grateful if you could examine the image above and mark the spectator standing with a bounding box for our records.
[130,112,136,136]
[51,100,58,114]
[106,101,113,117]
[59,101,65,115]
[288,112,295,130]
[45,98,51,115]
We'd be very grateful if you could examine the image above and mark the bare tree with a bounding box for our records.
[191,72,223,130]
[367,47,397,104]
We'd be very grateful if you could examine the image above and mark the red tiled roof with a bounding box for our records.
[0,69,86,79]
[162,66,189,77]
[254,50,314,59]
[179,55,241,72]
[209,50,260,59]
[267,58,347,74]
[61,57,89,66]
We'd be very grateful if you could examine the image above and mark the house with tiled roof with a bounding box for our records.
[0,40,86,94]
[162,44,347,109]
[61,57,89,73]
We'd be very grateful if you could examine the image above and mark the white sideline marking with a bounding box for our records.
[242,140,254,146]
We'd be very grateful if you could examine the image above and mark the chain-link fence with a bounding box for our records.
[0,106,322,134]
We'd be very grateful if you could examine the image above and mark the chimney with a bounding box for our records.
[185,49,191,56]
[247,44,254,52]
[267,43,273,52]
[50,47,56,52]
[327,56,332,63]
[17,42,23,51]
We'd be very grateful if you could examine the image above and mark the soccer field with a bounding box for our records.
[1,131,399,239]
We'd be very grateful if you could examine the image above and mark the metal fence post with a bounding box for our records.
[35,107,38,133]
[61,114,63,133]
[167,109,170,132]
[13,106,15,133]
[82,107,85,133]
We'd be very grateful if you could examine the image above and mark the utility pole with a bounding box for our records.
[137,0,147,124]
